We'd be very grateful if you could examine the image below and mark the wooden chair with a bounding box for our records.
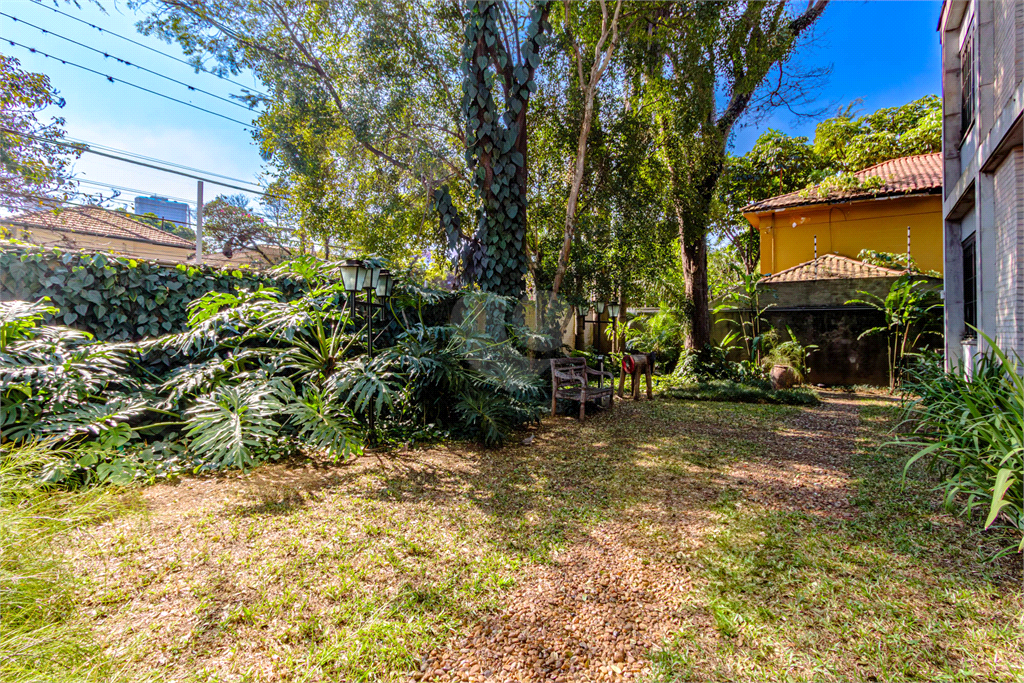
[550,357,614,421]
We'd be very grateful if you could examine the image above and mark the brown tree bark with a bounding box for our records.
[681,234,710,349]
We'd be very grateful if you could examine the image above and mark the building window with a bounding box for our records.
[962,235,976,337]
[960,30,975,139]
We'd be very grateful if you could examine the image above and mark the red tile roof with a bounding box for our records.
[743,152,942,213]
[2,205,195,249]
[761,253,908,283]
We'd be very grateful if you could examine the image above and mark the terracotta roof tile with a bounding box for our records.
[2,205,195,249]
[743,152,942,213]
[761,253,907,283]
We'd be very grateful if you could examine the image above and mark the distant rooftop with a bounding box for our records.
[743,152,942,213]
[761,253,910,284]
[2,205,195,250]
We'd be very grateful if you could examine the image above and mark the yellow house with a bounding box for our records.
[742,153,944,275]
[2,205,197,263]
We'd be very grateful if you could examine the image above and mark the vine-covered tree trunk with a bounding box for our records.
[436,0,552,299]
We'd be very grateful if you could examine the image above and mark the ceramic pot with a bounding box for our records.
[770,364,799,390]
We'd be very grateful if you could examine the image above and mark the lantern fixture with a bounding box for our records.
[607,302,621,319]
[375,269,393,298]
[364,264,382,291]
[594,301,606,315]
[340,259,363,293]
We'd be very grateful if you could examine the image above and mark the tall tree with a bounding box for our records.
[549,0,628,299]
[435,0,553,298]
[641,0,829,349]
[138,0,466,255]
[814,94,941,172]
[203,194,293,261]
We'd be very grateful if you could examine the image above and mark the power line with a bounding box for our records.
[76,178,199,205]
[75,179,282,220]
[2,128,284,198]
[1,37,255,129]
[1,12,254,112]
[29,1,269,98]
[62,136,268,188]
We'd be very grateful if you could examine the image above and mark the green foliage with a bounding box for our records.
[713,264,775,362]
[185,382,286,471]
[0,302,131,444]
[660,378,819,406]
[0,54,81,212]
[715,130,828,272]
[814,95,941,172]
[624,304,687,369]
[898,339,1023,556]
[761,325,817,382]
[3,263,550,484]
[847,275,943,391]
[0,245,306,341]
[857,248,941,278]
[674,345,735,383]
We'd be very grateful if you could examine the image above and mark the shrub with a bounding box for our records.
[674,344,736,382]
[0,245,306,341]
[661,378,820,406]
[1,274,548,482]
[898,338,1023,556]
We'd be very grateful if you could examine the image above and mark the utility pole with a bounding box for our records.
[196,180,204,263]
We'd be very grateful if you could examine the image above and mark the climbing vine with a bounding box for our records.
[436,0,552,299]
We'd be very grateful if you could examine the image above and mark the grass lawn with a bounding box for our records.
[32,393,1023,682]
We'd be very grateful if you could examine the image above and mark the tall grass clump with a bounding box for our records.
[0,442,123,682]
[898,335,1023,556]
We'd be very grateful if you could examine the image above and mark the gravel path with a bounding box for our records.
[414,395,862,683]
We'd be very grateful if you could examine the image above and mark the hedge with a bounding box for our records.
[0,245,307,341]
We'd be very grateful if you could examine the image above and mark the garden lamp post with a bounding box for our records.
[339,259,392,440]
[607,302,621,354]
[339,259,368,314]
[582,300,609,355]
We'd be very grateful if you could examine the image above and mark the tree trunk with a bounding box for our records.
[682,234,710,349]
[550,90,596,299]
[550,0,625,300]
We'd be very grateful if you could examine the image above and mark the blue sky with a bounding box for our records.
[730,0,943,152]
[1,0,942,214]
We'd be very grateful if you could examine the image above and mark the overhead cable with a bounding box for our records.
[1,12,254,111]
[1,37,255,129]
[2,128,283,198]
[29,1,269,97]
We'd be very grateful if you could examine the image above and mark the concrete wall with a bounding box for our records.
[760,277,907,309]
[751,195,944,276]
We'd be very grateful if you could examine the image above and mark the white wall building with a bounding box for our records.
[940,0,1023,366]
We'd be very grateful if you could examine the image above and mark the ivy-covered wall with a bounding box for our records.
[0,246,306,340]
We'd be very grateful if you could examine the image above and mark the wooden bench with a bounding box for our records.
[550,357,614,421]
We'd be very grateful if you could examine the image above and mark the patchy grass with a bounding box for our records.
[649,397,1021,682]
[22,395,1024,682]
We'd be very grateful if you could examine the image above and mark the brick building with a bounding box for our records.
[940,0,1024,366]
